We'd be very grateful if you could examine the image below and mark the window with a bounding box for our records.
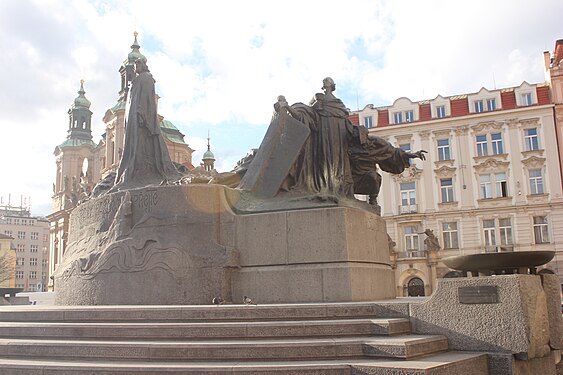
[400,182,416,213]
[393,112,403,124]
[479,175,492,199]
[397,144,410,153]
[31,232,38,240]
[22,219,27,226]
[4,230,12,237]
[30,258,38,266]
[491,133,504,155]
[529,169,544,194]
[533,216,549,244]
[404,226,420,251]
[16,244,25,252]
[43,234,49,241]
[440,178,454,203]
[29,271,37,279]
[495,173,508,198]
[521,93,532,106]
[476,135,488,156]
[436,105,446,118]
[42,259,49,267]
[14,219,20,225]
[16,258,24,266]
[6,218,12,224]
[437,139,451,161]
[364,116,373,128]
[442,222,459,249]
[475,100,484,113]
[15,271,24,279]
[487,98,496,111]
[30,245,38,253]
[498,218,513,248]
[17,231,25,239]
[524,128,539,151]
[483,219,497,252]
[405,110,414,123]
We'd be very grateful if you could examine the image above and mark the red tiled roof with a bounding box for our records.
[348,113,360,126]
[377,110,390,127]
[419,103,431,122]
[536,86,551,105]
[450,98,469,117]
[501,91,516,110]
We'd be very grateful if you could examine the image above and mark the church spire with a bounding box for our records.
[118,31,147,101]
[66,80,93,141]
[202,130,216,172]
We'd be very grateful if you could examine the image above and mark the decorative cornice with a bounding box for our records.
[473,158,510,173]
[432,129,452,139]
[392,165,424,183]
[434,165,457,178]
[505,118,519,128]
[521,155,546,169]
[395,134,413,144]
[518,118,540,128]
[470,121,503,134]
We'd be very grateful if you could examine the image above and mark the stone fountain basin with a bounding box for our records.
[442,251,555,272]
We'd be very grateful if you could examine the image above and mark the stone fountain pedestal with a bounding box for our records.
[54,184,395,305]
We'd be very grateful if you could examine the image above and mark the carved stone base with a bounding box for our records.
[54,184,395,305]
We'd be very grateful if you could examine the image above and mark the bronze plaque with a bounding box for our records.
[458,286,499,304]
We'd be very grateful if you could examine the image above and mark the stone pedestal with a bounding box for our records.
[55,184,395,305]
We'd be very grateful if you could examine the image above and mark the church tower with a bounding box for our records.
[202,132,216,172]
[48,80,96,290]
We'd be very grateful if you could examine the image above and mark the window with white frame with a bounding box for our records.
[442,222,459,249]
[30,245,38,252]
[437,139,451,161]
[491,133,504,155]
[42,259,48,267]
[364,116,373,128]
[30,258,38,266]
[31,232,38,240]
[15,271,24,279]
[440,178,454,203]
[521,93,532,106]
[533,216,549,244]
[436,105,446,118]
[16,244,25,252]
[404,226,420,251]
[16,258,24,266]
[483,219,497,252]
[479,175,492,199]
[393,112,403,124]
[4,230,11,237]
[399,143,411,152]
[14,219,20,225]
[29,271,37,279]
[498,218,513,249]
[476,135,488,156]
[487,98,497,111]
[495,172,509,197]
[17,231,25,239]
[400,182,416,208]
[475,100,484,113]
[524,128,539,151]
[405,110,414,123]
[529,169,544,194]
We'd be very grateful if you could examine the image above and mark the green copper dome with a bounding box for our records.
[73,80,91,109]
[127,32,147,64]
[202,149,215,160]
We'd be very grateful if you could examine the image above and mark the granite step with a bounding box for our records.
[0,301,409,322]
[0,352,489,374]
[0,335,448,361]
[0,318,411,340]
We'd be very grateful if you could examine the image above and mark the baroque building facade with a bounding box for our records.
[351,51,563,296]
[47,34,195,290]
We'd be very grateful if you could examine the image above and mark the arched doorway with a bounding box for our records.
[405,277,425,297]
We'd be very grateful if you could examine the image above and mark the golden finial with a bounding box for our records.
[80,79,84,85]
[134,31,138,38]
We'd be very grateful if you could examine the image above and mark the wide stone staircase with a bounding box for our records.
[0,302,488,374]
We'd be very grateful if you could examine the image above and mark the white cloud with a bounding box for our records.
[0,0,561,216]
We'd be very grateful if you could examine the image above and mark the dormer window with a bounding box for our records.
[393,112,403,124]
[487,98,497,111]
[475,100,484,113]
[436,105,446,118]
[521,93,532,106]
[364,116,373,128]
[405,111,414,123]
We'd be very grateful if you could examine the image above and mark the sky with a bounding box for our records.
[0,0,561,216]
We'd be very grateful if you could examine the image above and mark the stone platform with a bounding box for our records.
[54,184,395,305]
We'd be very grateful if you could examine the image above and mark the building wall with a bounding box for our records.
[354,82,563,296]
[0,207,50,292]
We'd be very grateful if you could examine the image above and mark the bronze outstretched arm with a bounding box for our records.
[405,150,427,161]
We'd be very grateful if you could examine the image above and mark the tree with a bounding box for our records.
[0,251,15,287]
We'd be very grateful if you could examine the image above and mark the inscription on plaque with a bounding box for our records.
[458,285,499,304]
[132,189,159,213]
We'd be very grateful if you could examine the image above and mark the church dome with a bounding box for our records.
[202,149,215,160]
[127,31,147,64]
[73,80,91,109]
